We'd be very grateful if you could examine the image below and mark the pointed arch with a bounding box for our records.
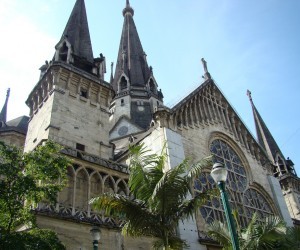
[55,39,73,63]
[116,179,129,195]
[117,74,130,92]
[275,153,287,177]
[103,175,116,194]
[74,168,89,210]
[59,165,75,207]
[90,171,103,199]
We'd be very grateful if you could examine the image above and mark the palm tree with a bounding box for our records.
[207,212,288,250]
[91,144,213,249]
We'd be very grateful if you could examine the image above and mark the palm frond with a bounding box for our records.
[90,193,160,237]
[187,155,213,180]
[207,220,232,249]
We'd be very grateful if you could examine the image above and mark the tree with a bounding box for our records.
[0,140,70,249]
[91,144,214,249]
[207,212,298,250]
[1,228,65,250]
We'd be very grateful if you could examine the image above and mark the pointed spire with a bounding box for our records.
[110,62,114,84]
[59,0,94,62]
[0,88,10,124]
[247,90,284,163]
[113,0,151,91]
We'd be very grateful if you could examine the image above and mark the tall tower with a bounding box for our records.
[109,0,164,141]
[23,1,135,249]
[24,0,112,158]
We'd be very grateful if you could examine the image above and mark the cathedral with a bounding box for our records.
[0,0,299,249]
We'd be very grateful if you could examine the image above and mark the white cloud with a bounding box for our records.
[0,0,56,120]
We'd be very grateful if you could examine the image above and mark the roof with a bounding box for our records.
[0,116,29,135]
[58,0,94,63]
[112,0,151,91]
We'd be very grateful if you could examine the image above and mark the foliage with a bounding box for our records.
[91,143,214,249]
[0,140,70,235]
[208,212,300,250]
[0,228,65,250]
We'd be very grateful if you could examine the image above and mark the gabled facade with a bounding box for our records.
[0,0,298,249]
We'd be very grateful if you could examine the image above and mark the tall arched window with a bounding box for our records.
[120,76,127,91]
[59,42,68,61]
[194,139,274,227]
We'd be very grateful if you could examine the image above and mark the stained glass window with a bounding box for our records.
[194,139,274,227]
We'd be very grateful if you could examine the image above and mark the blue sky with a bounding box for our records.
[0,0,299,173]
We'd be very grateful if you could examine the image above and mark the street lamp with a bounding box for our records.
[90,226,101,250]
[211,163,240,250]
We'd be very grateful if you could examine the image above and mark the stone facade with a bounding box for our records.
[0,0,299,249]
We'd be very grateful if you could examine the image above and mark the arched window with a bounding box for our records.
[59,42,68,62]
[194,139,274,227]
[59,166,75,207]
[103,176,115,194]
[275,156,286,177]
[120,76,127,91]
[75,169,88,210]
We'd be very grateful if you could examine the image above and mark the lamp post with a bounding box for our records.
[90,226,101,250]
[211,163,240,250]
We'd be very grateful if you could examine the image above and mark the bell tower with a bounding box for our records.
[24,0,113,158]
[109,0,164,141]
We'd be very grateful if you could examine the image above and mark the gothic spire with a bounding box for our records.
[0,88,10,125]
[112,0,151,91]
[58,0,94,63]
[247,90,283,163]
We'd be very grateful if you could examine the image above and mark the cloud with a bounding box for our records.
[0,0,56,120]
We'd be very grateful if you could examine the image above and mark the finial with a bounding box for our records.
[110,62,114,84]
[0,88,10,123]
[201,58,208,73]
[201,58,211,80]
[123,0,134,16]
[247,89,252,101]
[111,62,114,76]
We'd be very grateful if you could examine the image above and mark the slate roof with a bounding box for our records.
[0,116,29,135]
[59,0,94,63]
[0,89,29,135]
[112,0,151,91]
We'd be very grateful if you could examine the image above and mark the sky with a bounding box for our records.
[0,0,299,173]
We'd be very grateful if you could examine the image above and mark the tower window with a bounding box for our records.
[76,143,85,151]
[80,88,88,98]
[121,99,125,106]
[120,76,127,90]
[59,42,68,62]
